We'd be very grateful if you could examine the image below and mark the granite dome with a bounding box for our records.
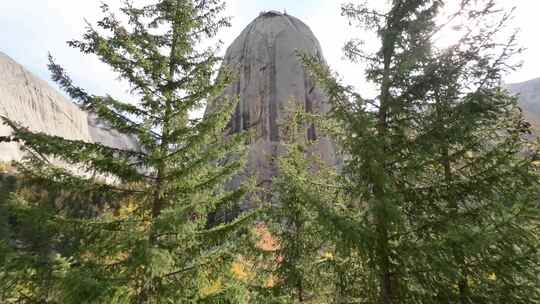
[211,11,338,210]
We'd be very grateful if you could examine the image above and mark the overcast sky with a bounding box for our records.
[0,0,538,103]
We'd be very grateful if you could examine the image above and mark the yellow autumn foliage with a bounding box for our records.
[200,278,223,297]
[231,260,252,282]
[253,223,280,252]
[265,274,277,288]
[322,251,334,260]
[0,161,9,173]
[113,198,138,218]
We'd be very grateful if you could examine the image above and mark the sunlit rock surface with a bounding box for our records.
[0,51,138,162]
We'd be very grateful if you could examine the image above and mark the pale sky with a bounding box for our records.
[0,0,538,103]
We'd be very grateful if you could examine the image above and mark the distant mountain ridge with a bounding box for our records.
[0,51,138,162]
[506,78,540,135]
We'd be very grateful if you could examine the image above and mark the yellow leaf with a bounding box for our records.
[322,251,334,260]
[265,274,277,288]
[231,259,256,282]
[253,224,280,252]
[200,278,222,297]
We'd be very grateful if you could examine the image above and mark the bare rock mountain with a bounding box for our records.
[506,78,540,135]
[211,11,338,206]
[0,51,138,162]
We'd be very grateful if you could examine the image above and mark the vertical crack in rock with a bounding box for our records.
[269,37,279,142]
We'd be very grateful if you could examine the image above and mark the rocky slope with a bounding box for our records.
[506,78,540,135]
[0,51,138,162]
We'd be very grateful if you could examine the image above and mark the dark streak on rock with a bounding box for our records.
[304,70,317,141]
[269,38,279,142]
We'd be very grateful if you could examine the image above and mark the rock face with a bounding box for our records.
[0,51,138,162]
[213,11,338,206]
[506,78,540,135]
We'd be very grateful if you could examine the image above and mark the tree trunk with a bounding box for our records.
[374,20,398,304]
[436,90,469,304]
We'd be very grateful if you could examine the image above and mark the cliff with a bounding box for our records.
[0,51,138,161]
[213,11,338,199]
[507,78,540,135]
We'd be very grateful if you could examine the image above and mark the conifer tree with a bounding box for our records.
[1,0,252,303]
[303,0,540,303]
[258,110,341,303]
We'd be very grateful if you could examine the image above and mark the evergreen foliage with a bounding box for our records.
[258,110,341,303]
[0,0,253,303]
[302,0,540,303]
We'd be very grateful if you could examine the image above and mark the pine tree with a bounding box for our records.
[303,0,540,303]
[1,0,253,303]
